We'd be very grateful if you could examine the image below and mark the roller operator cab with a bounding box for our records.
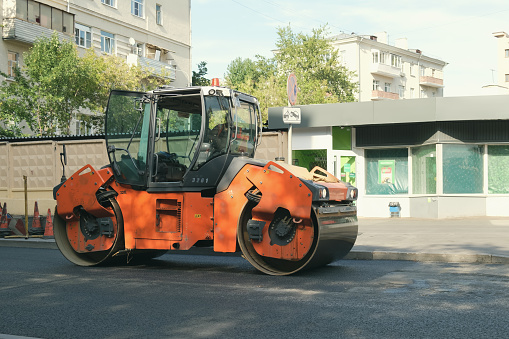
[53,86,358,275]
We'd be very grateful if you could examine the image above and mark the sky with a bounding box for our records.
[191,0,509,97]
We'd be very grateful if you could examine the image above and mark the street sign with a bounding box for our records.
[287,73,297,106]
[283,107,301,124]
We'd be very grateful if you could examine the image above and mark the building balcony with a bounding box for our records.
[2,18,71,44]
[420,76,444,88]
[372,90,399,100]
[371,63,403,78]
[126,53,176,80]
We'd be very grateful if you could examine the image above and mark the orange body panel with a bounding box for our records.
[247,161,314,260]
[213,166,255,252]
[56,165,114,220]
[114,186,213,251]
[214,161,315,259]
[248,161,312,221]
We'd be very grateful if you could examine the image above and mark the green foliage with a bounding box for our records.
[225,25,357,123]
[0,33,169,137]
[192,61,209,86]
[0,34,89,136]
[82,50,169,132]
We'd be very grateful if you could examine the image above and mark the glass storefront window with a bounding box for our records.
[366,148,408,195]
[488,145,509,194]
[412,145,436,194]
[443,144,483,194]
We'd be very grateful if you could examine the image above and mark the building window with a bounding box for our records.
[505,49,509,58]
[75,23,92,48]
[399,86,405,98]
[365,148,409,195]
[420,66,426,76]
[488,145,509,194]
[372,50,379,64]
[412,145,436,194]
[75,119,92,135]
[7,51,19,78]
[27,0,38,23]
[62,12,73,33]
[410,64,415,77]
[391,54,401,69]
[136,43,144,56]
[373,80,380,91]
[380,52,387,64]
[338,50,346,64]
[505,74,509,82]
[443,144,483,194]
[51,7,62,32]
[101,31,115,54]
[384,82,391,92]
[156,4,162,25]
[132,0,144,17]
[420,89,426,98]
[101,0,116,7]
[16,0,28,20]
[410,88,415,98]
[16,0,74,35]
[40,4,51,29]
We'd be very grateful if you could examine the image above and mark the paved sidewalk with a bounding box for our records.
[1,217,509,264]
[347,217,509,264]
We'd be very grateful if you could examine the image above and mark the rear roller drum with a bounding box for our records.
[54,199,125,266]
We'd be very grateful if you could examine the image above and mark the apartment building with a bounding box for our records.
[1,0,191,88]
[331,32,447,102]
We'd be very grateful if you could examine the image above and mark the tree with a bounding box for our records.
[225,25,357,123]
[192,61,209,86]
[0,33,94,136]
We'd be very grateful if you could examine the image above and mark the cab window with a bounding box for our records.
[152,95,202,182]
[230,101,257,157]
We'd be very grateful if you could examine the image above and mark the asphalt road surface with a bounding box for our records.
[1,247,509,339]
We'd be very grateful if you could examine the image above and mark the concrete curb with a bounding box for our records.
[2,238,509,265]
[0,238,57,250]
[345,251,509,264]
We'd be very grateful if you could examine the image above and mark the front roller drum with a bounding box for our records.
[54,199,125,266]
[238,202,358,275]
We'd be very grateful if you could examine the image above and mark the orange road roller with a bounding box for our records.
[53,86,358,275]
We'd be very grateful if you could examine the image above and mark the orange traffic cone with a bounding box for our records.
[0,203,11,237]
[43,209,54,239]
[29,201,44,235]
